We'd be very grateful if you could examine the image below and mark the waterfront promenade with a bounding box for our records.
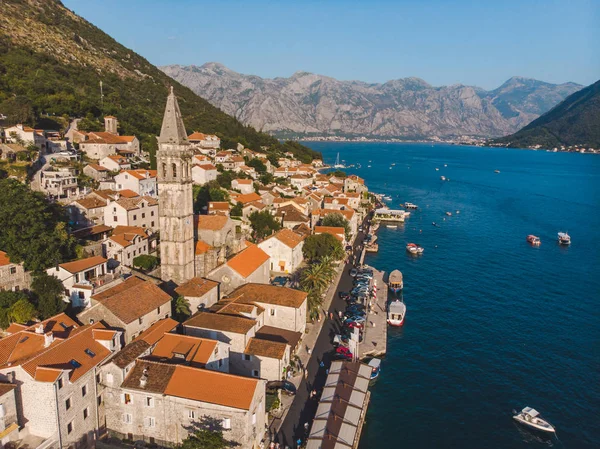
[359,267,388,358]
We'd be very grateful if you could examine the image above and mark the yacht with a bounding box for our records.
[558,232,571,245]
[387,300,406,326]
[513,407,555,433]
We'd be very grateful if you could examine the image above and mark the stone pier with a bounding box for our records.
[359,266,387,358]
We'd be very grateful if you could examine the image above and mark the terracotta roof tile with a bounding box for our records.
[208,202,229,211]
[134,318,179,346]
[74,196,107,210]
[175,277,218,298]
[91,277,171,324]
[117,189,139,198]
[184,312,256,335]
[244,338,287,359]
[227,283,307,308]
[235,192,262,205]
[226,245,269,278]
[195,215,229,231]
[0,251,12,267]
[195,163,217,171]
[270,228,305,248]
[148,334,217,367]
[59,255,107,274]
[111,340,150,369]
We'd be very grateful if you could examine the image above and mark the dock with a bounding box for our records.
[359,266,387,358]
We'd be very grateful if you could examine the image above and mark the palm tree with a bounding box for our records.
[300,263,329,294]
[306,290,323,321]
[172,295,191,322]
[317,256,336,282]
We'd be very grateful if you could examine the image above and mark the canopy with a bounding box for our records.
[389,270,403,283]
[523,407,540,417]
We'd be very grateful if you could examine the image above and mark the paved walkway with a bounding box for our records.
[358,267,388,358]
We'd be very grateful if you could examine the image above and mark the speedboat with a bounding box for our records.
[386,224,397,229]
[495,169,501,173]
[435,168,439,171]
[445,211,452,216]
[527,235,541,245]
[406,243,424,255]
[558,232,571,245]
[387,300,406,326]
[404,202,418,209]
[440,176,446,181]
[513,407,555,433]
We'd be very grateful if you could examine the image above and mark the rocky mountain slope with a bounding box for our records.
[493,79,600,148]
[0,0,318,164]
[161,63,581,139]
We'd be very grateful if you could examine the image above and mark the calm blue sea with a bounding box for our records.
[308,142,600,449]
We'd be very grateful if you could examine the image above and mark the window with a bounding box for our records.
[113,216,117,222]
[85,348,96,358]
[222,418,231,430]
[218,359,223,368]
[243,354,251,361]
[270,308,276,316]
[78,291,85,299]
[156,306,161,314]
[123,393,132,405]
[97,395,102,406]
[252,370,259,378]
[122,413,132,424]
[151,221,155,227]
[96,373,101,383]
[151,211,154,217]
[9,267,16,275]
[81,385,87,397]
[145,417,156,428]
[138,317,143,325]
[162,163,166,178]
[67,421,73,434]
[83,408,89,420]
[146,397,154,407]
[188,410,196,420]
[252,413,256,425]
[133,215,137,221]
[172,163,177,178]
[58,378,63,389]
[65,398,71,410]
[142,213,145,219]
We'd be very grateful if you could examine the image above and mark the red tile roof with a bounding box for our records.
[175,277,218,298]
[0,251,12,267]
[227,245,270,278]
[134,318,179,346]
[59,255,107,274]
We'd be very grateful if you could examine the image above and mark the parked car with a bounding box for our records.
[335,346,353,360]
[338,292,350,300]
[349,268,358,277]
[266,380,297,396]
[345,321,365,330]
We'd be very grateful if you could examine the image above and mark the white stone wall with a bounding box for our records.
[191,166,217,185]
[0,262,31,292]
[257,299,307,334]
[183,287,219,313]
[236,349,289,381]
[258,238,304,274]
[104,236,149,268]
[104,202,158,230]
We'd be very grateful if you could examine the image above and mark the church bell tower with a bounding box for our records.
[157,87,195,285]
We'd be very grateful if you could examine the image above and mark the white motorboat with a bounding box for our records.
[558,232,571,245]
[386,224,397,229]
[435,168,439,171]
[513,407,555,433]
[445,211,452,216]
[404,202,418,209]
[387,300,406,326]
[388,269,403,292]
[440,176,446,181]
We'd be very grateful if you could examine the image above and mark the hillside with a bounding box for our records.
[161,63,581,140]
[0,0,320,164]
[493,79,600,148]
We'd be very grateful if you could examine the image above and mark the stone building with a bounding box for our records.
[104,195,159,230]
[0,251,31,293]
[175,277,219,312]
[157,88,195,286]
[207,245,270,296]
[103,226,152,268]
[257,228,305,274]
[47,255,109,308]
[102,360,265,449]
[77,276,172,343]
[0,383,19,447]
[0,314,122,449]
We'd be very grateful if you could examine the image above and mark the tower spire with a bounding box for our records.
[159,86,189,145]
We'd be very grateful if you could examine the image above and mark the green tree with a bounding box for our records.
[132,254,159,271]
[302,233,345,262]
[172,296,192,322]
[230,202,243,217]
[31,273,67,319]
[329,170,347,178]
[179,416,237,449]
[259,172,274,185]
[248,211,281,241]
[9,298,37,324]
[0,179,76,272]
[247,158,267,174]
[0,290,29,328]
[322,213,351,240]
[300,263,330,295]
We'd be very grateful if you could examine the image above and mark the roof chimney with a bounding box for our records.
[35,324,44,334]
[140,369,149,388]
[44,332,54,348]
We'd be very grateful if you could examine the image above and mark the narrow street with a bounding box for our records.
[274,217,371,448]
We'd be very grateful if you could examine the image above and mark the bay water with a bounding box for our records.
[308,142,600,449]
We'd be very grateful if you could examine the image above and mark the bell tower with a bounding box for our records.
[157,87,195,285]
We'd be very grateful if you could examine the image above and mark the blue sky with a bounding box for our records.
[63,0,599,89]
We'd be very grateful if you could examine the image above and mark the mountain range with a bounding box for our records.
[493,79,600,148]
[161,63,582,140]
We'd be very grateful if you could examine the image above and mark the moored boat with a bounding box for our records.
[513,407,555,433]
[527,235,541,245]
[406,243,424,254]
[558,232,571,245]
[445,211,452,216]
[495,169,501,173]
[404,202,418,209]
[440,176,446,181]
[388,270,403,292]
[387,300,406,326]
[367,358,381,381]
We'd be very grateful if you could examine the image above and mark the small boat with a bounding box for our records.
[495,170,501,173]
[389,166,393,169]
[432,222,438,227]
[386,224,397,229]
[445,211,452,216]
[440,176,446,181]
[527,235,541,245]
[387,300,406,326]
[391,163,396,166]
[406,243,424,255]
[513,407,555,433]
[444,164,448,167]
[435,168,439,171]
[404,202,418,209]
[456,210,460,214]
[367,358,382,380]
[388,269,403,292]
[368,165,371,168]
[558,232,571,245]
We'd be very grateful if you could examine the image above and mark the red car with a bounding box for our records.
[335,346,353,360]
[345,321,364,330]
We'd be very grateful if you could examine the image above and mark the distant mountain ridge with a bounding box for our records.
[493,79,600,148]
[161,63,582,139]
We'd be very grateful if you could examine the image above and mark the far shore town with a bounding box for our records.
[0,89,395,449]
